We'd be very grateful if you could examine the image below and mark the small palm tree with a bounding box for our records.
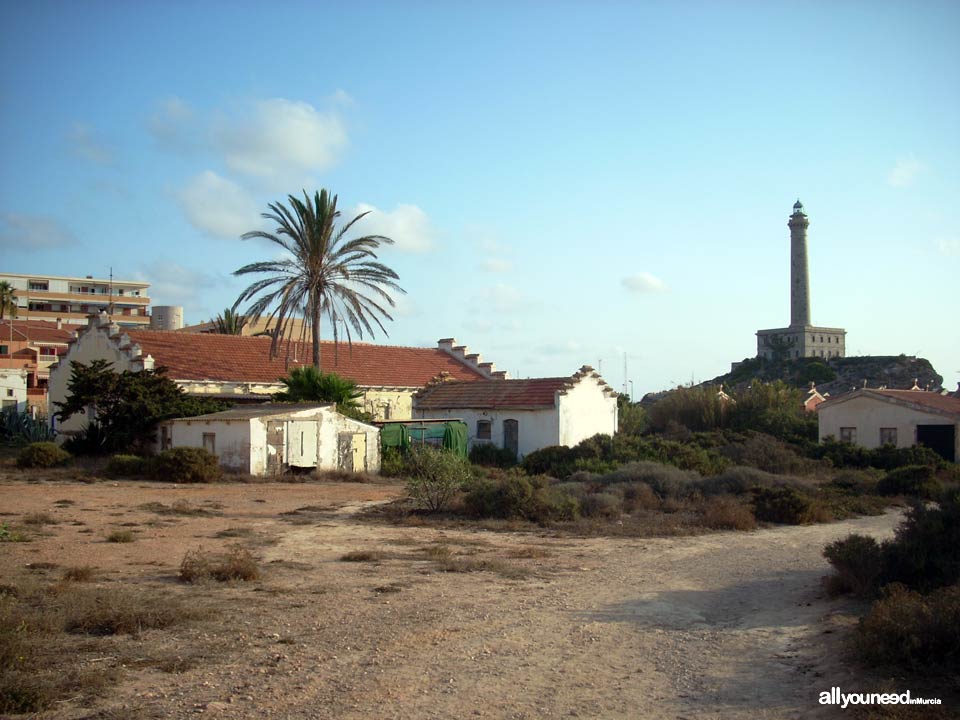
[0,281,17,320]
[234,189,405,369]
[273,366,363,413]
[210,306,248,335]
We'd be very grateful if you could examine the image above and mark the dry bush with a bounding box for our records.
[63,587,200,635]
[435,555,532,579]
[823,534,883,597]
[341,549,386,562]
[506,545,551,559]
[106,529,135,543]
[700,496,757,531]
[22,512,58,526]
[179,547,260,583]
[61,566,96,582]
[139,500,214,516]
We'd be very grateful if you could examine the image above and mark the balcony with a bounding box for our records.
[19,289,150,306]
[19,310,151,326]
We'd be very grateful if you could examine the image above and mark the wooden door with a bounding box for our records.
[266,421,285,476]
[503,419,519,458]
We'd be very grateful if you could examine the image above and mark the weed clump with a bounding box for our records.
[876,464,942,499]
[106,530,135,543]
[179,547,260,583]
[16,442,71,469]
[404,445,473,512]
[104,454,156,479]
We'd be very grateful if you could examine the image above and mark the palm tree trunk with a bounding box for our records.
[311,296,322,369]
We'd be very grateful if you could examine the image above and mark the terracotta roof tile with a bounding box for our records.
[870,389,960,416]
[126,331,486,387]
[414,378,573,410]
[0,319,76,345]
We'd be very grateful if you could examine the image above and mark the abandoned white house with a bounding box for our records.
[817,387,960,462]
[160,404,380,476]
[412,366,619,458]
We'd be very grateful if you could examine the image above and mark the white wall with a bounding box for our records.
[0,370,27,413]
[819,395,959,457]
[558,375,618,447]
[168,419,252,473]
[414,407,559,458]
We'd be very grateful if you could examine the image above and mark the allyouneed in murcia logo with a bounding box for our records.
[819,687,942,708]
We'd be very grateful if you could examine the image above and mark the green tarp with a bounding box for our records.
[380,420,468,458]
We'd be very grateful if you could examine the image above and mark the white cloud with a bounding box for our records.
[329,89,355,106]
[136,260,219,311]
[0,214,76,250]
[348,202,434,253]
[621,272,668,294]
[214,98,347,187]
[149,97,198,154]
[68,123,112,164]
[887,155,924,187]
[935,237,960,256]
[479,283,527,312]
[481,258,513,273]
[177,171,263,239]
[537,340,583,355]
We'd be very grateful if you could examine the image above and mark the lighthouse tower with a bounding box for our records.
[789,200,811,328]
[755,201,846,361]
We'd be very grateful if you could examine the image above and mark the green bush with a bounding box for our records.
[599,461,699,500]
[104,454,156,478]
[876,465,942,499]
[153,447,221,483]
[856,583,960,670]
[404,446,473,512]
[719,433,817,475]
[823,534,883,597]
[578,492,623,518]
[463,474,579,522]
[882,497,960,592]
[380,447,406,477]
[469,442,518,468]
[694,466,794,496]
[808,439,944,471]
[751,485,813,524]
[522,445,577,477]
[825,469,879,495]
[16,442,71,469]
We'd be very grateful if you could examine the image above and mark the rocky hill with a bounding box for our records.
[706,355,944,398]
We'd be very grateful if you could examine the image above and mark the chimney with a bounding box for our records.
[56,317,62,330]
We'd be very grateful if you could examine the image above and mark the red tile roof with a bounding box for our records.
[414,377,575,410]
[0,319,76,345]
[126,331,487,387]
[869,389,960,417]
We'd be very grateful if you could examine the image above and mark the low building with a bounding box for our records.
[817,388,960,462]
[160,404,380,476]
[49,315,501,440]
[0,272,150,327]
[0,319,76,412]
[412,366,618,458]
[0,368,27,412]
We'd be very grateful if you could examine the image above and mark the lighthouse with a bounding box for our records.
[789,200,811,328]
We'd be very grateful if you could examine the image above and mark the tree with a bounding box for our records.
[54,360,227,454]
[210,305,248,335]
[0,281,17,320]
[234,189,405,368]
[273,366,369,420]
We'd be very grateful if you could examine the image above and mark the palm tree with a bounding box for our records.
[0,281,17,320]
[273,366,362,408]
[234,189,405,368]
[209,305,248,335]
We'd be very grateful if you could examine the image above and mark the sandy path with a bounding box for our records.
[0,482,901,719]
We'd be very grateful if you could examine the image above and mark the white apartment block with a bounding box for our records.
[0,272,151,327]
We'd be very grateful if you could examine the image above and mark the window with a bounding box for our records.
[29,282,48,291]
[476,419,492,440]
[202,433,216,454]
[811,335,815,343]
[827,336,831,343]
[0,345,7,355]
[880,428,897,446]
[6,389,13,397]
[840,427,857,444]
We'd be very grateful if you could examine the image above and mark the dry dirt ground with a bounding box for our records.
[0,479,929,719]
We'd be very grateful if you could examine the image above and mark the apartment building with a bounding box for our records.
[0,272,150,327]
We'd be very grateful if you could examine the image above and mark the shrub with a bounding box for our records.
[823,534,883,597]
[751,485,814,524]
[380,447,406,477]
[469,443,518,468]
[608,482,661,513]
[876,464,942,499]
[857,583,960,670]
[694,466,788,496]
[719,433,817,475]
[578,492,623,518]
[404,445,473,512]
[104,454,156,478]
[153,447,221,483]
[599,461,699,500]
[826,469,879,495]
[61,566,95,582]
[463,474,579,522]
[882,496,960,592]
[522,445,576,477]
[700,496,757,531]
[106,530,135,543]
[179,547,260,582]
[16,442,71,469]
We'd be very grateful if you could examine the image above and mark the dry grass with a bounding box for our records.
[435,555,533,579]
[700,496,757,531]
[106,529,135,543]
[179,547,260,583]
[61,566,96,582]
[341,549,386,562]
[22,512,58,526]
[506,545,551,559]
[139,500,216,516]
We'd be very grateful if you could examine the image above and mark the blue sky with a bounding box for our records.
[2,1,957,395]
